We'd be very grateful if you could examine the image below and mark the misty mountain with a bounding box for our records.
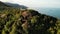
[4,2,28,9]
[0,1,11,7]
[0,1,27,9]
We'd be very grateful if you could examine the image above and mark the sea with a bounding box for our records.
[31,8,60,19]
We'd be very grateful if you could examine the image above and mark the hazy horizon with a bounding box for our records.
[0,0,60,8]
[0,0,60,19]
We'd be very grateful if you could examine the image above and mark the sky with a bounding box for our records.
[0,0,60,8]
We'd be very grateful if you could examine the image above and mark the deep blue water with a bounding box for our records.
[32,8,60,19]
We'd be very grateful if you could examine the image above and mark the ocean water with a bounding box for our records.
[32,8,60,19]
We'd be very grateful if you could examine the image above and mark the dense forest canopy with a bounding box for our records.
[0,7,60,34]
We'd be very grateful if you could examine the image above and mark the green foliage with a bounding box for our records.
[31,16,38,23]
[0,7,59,34]
[56,20,60,34]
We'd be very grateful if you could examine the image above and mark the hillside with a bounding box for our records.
[0,7,60,34]
[0,1,60,34]
[4,2,27,9]
[0,1,27,9]
[0,1,11,7]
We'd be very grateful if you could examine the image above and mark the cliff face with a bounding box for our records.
[0,7,59,34]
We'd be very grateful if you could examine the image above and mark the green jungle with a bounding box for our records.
[0,7,60,34]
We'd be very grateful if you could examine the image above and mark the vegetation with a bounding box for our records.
[0,7,60,34]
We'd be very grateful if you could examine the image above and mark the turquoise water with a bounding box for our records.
[33,8,60,19]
